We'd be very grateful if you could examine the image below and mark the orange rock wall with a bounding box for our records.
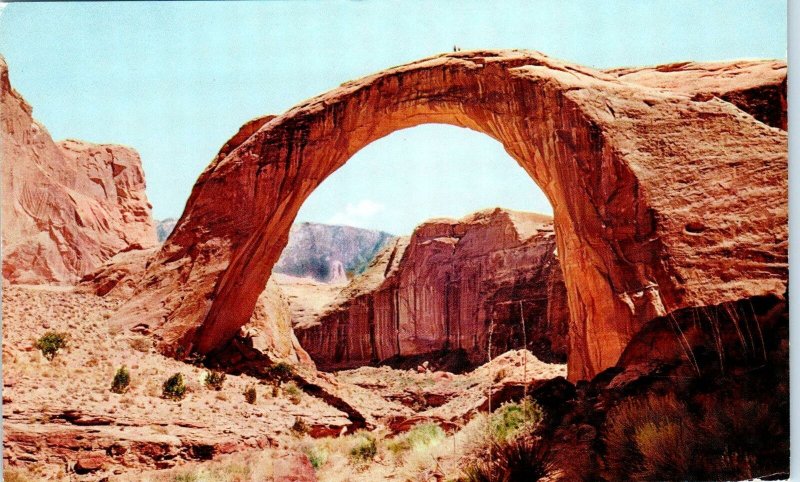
[297,209,569,370]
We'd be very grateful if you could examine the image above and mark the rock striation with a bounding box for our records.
[112,50,787,381]
[296,208,569,370]
[0,55,157,284]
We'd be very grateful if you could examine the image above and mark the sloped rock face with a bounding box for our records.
[0,56,157,284]
[606,60,787,130]
[113,50,787,381]
[297,209,569,370]
[80,247,313,366]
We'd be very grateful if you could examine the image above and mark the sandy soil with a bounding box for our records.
[2,284,565,481]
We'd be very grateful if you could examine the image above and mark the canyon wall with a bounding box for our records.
[296,209,569,370]
[0,56,157,284]
[112,50,787,381]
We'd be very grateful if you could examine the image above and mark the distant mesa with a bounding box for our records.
[156,218,177,243]
[156,218,394,284]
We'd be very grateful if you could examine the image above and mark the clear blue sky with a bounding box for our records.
[0,1,786,235]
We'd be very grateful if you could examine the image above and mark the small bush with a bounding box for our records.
[162,373,187,400]
[35,331,68,360]
[284,382,302,404]
[205,370,226,391]
[244,385,257,404]
[462,437,552,482]
[303,444,328,471]
[489,398,543,443]
[349,432,377,464]
[265,362,296,382]
[110,366,131,394]
[292,416,309,435]
[387,422,445,457]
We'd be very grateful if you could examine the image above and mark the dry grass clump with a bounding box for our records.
[601,390,788,481]
[243,385,257,404]
[284,381,302,404]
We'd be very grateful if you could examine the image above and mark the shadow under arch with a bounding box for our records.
[113,50,787,382]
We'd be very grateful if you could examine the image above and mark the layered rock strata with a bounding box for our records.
[0,55,157,284]
[296,208,569,370]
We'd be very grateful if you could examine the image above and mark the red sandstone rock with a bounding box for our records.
[606,59,787,129]
[296,208,569,370]
[0,55,157,285]
[112,50,787,381]
[74,453,110,474]
[79,247,313,365]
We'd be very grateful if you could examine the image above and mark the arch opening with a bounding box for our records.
[272,124,565,372]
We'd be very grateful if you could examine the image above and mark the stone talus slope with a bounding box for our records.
[0,56,157,284]
[296,208,569,370]
[112,50,786,381]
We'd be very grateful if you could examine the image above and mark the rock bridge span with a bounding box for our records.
[112,50,787,381]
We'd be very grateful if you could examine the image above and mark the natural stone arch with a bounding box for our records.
[113,50,787,381]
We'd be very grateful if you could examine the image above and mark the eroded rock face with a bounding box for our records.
[296,209,569,370]
[0,56,157,284]
[80,247,313,366]
[606,60,787,130]
[113,50,787,381]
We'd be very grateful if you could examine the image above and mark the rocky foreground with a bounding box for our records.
[2,284,566,480]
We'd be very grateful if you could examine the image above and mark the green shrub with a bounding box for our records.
[162,373,187,400]
[110,366,131,394]
[244,385,257,404]
[284,381,302,404]
[349,432,377,464]
[387,422,445,456]
[205,370,226,391]
[489,398,543,443]
[35,331,68,360]
[304,444,328,471]
[265,362,296,383]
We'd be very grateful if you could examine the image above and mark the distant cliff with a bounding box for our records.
[296,208,569,370]
[157,219,393,284]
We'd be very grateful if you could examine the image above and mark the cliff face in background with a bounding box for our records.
[273,222,395,283]
[296,208,569,370]
[156,218,393,284]
[0,56,157,284]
